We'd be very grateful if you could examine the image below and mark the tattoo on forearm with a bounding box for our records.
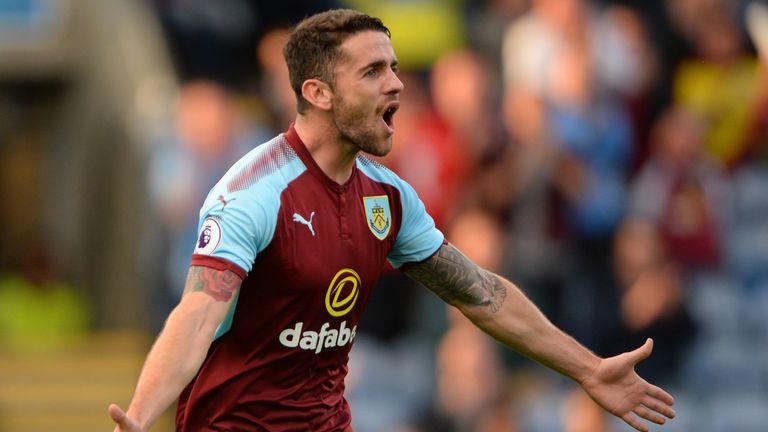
[183,266,241,302]
[404,243,507,313]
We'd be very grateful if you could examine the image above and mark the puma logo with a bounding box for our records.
[293,211,316,236]
[217,195,236,210]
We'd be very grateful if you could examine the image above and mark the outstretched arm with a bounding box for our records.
[109,265,241,432]
[403,242,675,432]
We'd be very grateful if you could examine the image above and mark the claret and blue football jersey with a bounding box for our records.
[176,125,444,431]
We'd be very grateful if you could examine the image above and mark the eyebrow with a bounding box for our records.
[359,58,399,73]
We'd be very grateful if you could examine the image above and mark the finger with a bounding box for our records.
[109,404,127,424]
[642,395,677,419]
[628,338,654,364]
[633,404,667,425]
[621,412,649,432]
[647,383,676,406]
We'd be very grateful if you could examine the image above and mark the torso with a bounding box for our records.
[176,127,439,431]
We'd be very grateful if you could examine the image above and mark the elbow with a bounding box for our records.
[456,301,497,329]
[196,317,220,343]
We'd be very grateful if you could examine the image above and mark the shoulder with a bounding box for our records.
[201,134,308,215]
[223,134,306,194]
[356,154,411,193]
[356,155,432,225]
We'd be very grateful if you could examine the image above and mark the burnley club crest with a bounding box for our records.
[363,196,391,240]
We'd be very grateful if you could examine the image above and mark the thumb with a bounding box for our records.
[109,403,128,424]
[628,338,654,365]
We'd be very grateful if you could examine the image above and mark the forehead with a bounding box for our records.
[337,31,396,67]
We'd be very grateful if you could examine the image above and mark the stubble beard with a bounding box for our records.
[333,95,392,157]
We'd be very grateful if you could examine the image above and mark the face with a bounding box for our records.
[330,31,404,157]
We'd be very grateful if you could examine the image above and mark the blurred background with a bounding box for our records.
[0,0,767,430]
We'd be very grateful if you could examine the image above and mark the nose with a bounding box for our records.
[386,69,404,94]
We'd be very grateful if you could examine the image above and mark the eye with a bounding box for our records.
[364,68,378,78]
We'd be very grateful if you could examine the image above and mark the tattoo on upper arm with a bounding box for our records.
[183,266,242,302]
[403,243,507,313]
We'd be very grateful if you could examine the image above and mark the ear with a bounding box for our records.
[301,79,333,111]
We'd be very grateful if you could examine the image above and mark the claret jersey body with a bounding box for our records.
[176,126,443,431]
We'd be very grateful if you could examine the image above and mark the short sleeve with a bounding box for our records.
[190,136,306,276]
[192,186,279,277]
[387,178,444,268]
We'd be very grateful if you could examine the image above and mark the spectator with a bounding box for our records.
[602,218,697,384]
[544,33,634,348]
[485,85,567,328]
[673,0,761,167]
[430,48,506,171]
[546,35,633,242]
[628,105,732,270]
[255,28,296,131]
[147,80,267,305]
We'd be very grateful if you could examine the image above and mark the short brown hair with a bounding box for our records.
[283,9,391,113]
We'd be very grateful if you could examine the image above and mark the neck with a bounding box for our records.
[293,113,359,184]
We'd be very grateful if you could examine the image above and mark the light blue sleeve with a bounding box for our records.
[388,177,444,268]
[357,157,444,268]
[192,141,306,273]
[194,177,282,342]
[193,186,275,273]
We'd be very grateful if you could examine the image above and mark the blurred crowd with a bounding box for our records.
[141,0,768,431]
[2,0,768,430]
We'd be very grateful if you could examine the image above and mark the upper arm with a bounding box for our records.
[384,173,444,268]
[192,141,305,273]
[402,242,507,313]
[176,265,243,336]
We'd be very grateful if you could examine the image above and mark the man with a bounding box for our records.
[110,9,675,432]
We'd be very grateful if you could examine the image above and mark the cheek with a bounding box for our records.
[336,96,371,124]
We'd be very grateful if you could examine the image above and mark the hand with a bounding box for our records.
[580,339,676,432]
[109,404,144,432]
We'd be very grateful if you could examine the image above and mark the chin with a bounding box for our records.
[363,139,392,157]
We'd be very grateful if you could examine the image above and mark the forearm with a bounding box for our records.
[405,243,599,383]
[113,266,240,430]
[406,243,677,432]
[460,274,600,384]
[125,300,217,428]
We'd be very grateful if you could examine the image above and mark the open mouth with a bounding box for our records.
[382,103,399,132]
